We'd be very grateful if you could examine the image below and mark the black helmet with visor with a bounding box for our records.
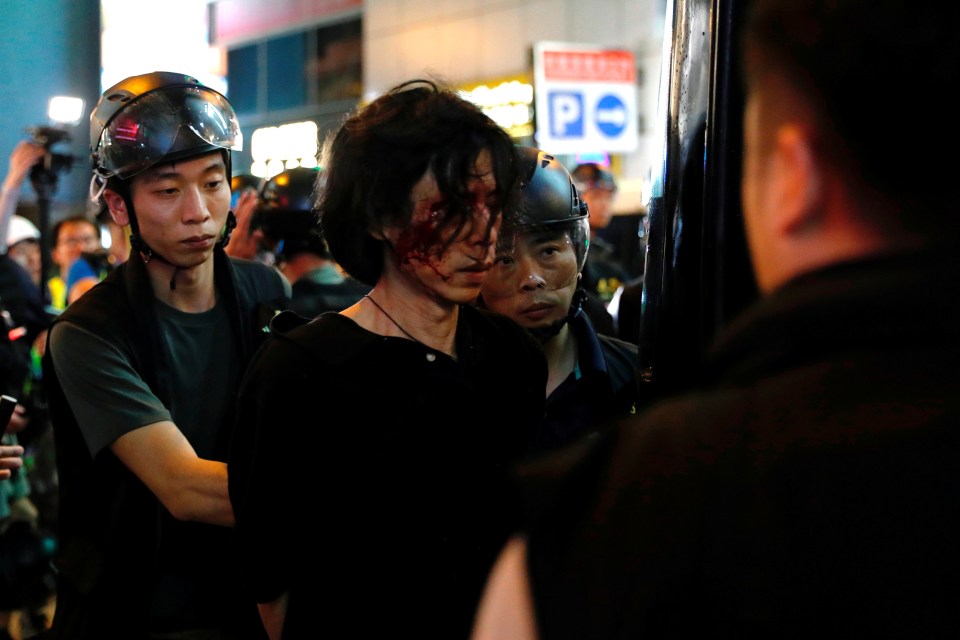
[491,146,592,342]
[89,71,243,277]
[258,166,321,232]
[501,146,591,272]
[256,167,329,259]
[90,71,242,183]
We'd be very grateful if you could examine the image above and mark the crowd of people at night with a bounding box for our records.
[1,1,957,638]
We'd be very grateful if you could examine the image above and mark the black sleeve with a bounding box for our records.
[227,334,317,604]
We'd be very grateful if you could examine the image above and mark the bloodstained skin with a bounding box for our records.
[393,204,449,280]
[393,194,499,282]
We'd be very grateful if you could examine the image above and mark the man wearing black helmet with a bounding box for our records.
[256,167,370,317]
[571,162,632,309]
[480,148,640,454]
[42,71,289,638]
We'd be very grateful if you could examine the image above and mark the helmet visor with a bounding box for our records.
[96,85,242,179]
[499,216,591,274]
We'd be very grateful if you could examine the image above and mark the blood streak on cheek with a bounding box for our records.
[394,219,450,281]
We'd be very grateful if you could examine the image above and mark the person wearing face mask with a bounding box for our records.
[480,147,640,455]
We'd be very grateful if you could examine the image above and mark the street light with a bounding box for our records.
[46,96,85,126]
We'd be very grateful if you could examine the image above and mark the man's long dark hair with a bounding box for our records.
[317,78,518,286]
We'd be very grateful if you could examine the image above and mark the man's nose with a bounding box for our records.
[469,206,499,245]
[181,187,211,222]
[518,256,547,290]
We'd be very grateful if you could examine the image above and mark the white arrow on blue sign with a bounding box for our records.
[596,94,628,136]
[533,42,639,154]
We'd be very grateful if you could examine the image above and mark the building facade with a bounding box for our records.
[216,0,666,214]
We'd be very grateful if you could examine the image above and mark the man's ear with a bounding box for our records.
[769,124,823,236]
[102,190,130,227]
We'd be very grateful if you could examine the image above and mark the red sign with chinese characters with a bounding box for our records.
[542,50,636,83]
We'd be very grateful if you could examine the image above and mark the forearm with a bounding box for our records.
[471,536,539,640]
[1,141,46,249]
[53,324,237,526]
[258,593,288,640]
[0,186,18,251]
[111,421,235,526]
[168,456,235,526]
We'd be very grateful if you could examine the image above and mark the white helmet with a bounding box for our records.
[7,215,41,248]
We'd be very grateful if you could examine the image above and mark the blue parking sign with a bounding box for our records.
[548,91,583,138]
[534,43,638,153]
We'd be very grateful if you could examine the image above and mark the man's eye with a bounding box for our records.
[539,245,559,257]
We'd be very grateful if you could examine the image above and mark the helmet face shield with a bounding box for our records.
[499,216,590,275]
[95,85,242,180]
[502,147,591,272]
[481,147,592,338]
[482,219,585,332]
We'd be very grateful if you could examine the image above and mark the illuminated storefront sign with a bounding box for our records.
[249,121,320,178]
[459,79,534,139]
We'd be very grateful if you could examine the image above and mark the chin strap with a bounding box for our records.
[220,210,237,249]
[528,288,587,344]
[128,231,150,257]
[128,211,238,291]
[130,234,180,290]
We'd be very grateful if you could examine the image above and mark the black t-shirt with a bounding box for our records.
[229,305,547,640]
